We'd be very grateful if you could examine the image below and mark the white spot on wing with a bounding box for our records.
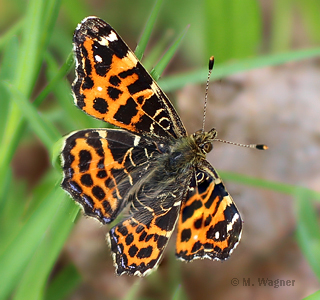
[95,130,107,138]
[227,213,239,232]
[133,136,141,147]
[215,231,220,240]
[106,30,118,42]
[97,86,103,91]
[126,51,138,65]
[95,55,102,62]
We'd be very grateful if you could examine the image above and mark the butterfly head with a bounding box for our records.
[192,127,217,156]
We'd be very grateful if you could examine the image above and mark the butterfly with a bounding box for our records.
[61,16,245,276]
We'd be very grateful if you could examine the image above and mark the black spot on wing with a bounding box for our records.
[93,97,108,114]
[136,246,153,259]
[97,170,107,178]
[181,228,191,242]
[181,199,202,223]
[82,75,94,90]
[92,185,105,200]
[79,150,91,172]
[107,86,123,100]
[113,97,138,125]
[139,231,147,242]
[125,233,134,245]
[128,245,138,257]
[80,174,93,186]
[109,75,121,86]
[194,217,202,229]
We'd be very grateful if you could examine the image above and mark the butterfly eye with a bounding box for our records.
[201,142,212,154]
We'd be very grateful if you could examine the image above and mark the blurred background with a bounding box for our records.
[0,0,320,299]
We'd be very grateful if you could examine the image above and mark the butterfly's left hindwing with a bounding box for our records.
[61,129,161,224]
[176,163,242,261]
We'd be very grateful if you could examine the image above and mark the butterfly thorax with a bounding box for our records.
[161,128,217,175]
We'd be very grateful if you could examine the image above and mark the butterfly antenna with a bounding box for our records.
[214,138,268,150]
[202,56,215,132]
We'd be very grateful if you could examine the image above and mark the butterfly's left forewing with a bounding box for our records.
[72,17,186,139]
[176,163,242,261]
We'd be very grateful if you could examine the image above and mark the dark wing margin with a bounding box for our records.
[72,16,187,139]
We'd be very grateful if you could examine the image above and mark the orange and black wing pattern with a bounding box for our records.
[72,16,186,139]
[62,16,248,277]
[176,164,242,261]
[107,185,181,276]
[61,129,161,224]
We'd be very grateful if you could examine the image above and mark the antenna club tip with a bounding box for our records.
[256,144,268,150]
[209,56,214,70]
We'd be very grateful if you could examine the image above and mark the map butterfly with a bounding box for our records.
[61,16,266,276]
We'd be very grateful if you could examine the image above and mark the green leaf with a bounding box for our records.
[0,36,19,143]
[135,0,164,60]
[295,188,320,281]
[44,264,81,300]
[219,171,320,202]
[0,0,62,201]
[303,289,320,300]
[13,188,78,300]
[204,0,261,61]
[270,0,293,52]
[0,185,73,300]
[3,82,60,151]
[150,25,189,81]
[159,47,320,92]
[296,0,320,43]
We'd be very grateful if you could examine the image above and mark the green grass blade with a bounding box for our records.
[297,0,320,43]
[135,0,164,60]
[303,289,320,300]
[52,137,65,170]
[150,25,189,81]
[0,36,19,142]
[13,188,78,300]
[0,174,27,254]
[270,0,293,52]
[159,47,320,92]
[219,171,320,202]
[204,0,261,61]
[34,51,74,107]
[295,188,320,281]
[123,279,142,300]
[0,0,62,199]
[44,264,81,300]
[172,285,187,300]
[0,185,70,300]
[14,0,45,94]
[3,82,60,151]
[230,0,261,59]
[0,18,23,50]
[141,29,175,71]
[44,51,103,131]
